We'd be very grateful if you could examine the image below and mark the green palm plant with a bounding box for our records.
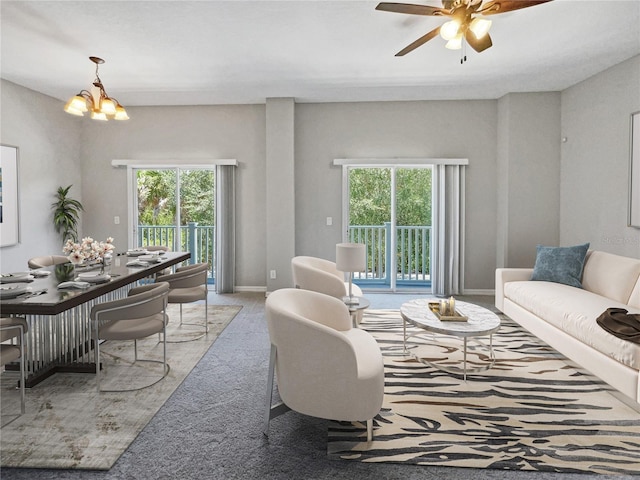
[52,185,83,244]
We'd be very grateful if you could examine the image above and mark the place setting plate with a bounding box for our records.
[138,254,162,263]
[0,272,35,283]
[77,272,111,284]
[0,284,31,299]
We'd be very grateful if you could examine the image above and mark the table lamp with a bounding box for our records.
[336,242,366,305]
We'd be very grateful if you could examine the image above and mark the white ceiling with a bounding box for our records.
[1,0,639,106]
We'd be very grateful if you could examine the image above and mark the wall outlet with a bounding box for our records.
[326,216,333,226]
[114,216,120,225]
[270,270,277,279]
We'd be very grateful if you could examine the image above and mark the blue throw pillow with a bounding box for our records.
[530,243,590,288]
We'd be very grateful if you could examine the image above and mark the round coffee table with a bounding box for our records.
[400,299,500,380]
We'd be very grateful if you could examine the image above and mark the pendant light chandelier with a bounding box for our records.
[64,56,129,121]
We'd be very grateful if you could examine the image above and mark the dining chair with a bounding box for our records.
[264,288,384,442]
[91,282,170,392]
[145,245,172,277]
[27,255,71,269]
[156,263,209,342]
[1,317,29,424]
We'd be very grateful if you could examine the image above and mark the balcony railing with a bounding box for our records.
[138,223,215,282]
[348,222,431,287]
[138,222,431,287]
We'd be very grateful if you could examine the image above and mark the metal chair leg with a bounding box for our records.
[163,299,208,343]
[18,325,25,414]
[264,344,290,436]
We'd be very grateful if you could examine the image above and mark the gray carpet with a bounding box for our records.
[1,292,637,479]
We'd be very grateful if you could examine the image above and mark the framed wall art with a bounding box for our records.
[0,144,20,246]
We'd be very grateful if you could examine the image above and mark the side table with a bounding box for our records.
[345,296,370,328]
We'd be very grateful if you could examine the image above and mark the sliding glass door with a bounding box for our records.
[345,166,432,291]
[134,167,215,282]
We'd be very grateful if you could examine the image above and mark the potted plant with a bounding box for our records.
[51,185,83,244]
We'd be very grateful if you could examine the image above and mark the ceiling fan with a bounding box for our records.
[376,0,553,57]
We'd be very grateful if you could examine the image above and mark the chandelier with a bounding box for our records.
[64,56,129,121]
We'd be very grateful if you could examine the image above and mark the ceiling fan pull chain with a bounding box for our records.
[461,38,467,64]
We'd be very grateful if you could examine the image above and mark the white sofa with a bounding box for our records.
[496,250,640,404]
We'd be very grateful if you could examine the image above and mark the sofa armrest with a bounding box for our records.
[495,268,533,311]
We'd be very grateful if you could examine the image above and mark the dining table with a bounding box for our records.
[0,251,191,387]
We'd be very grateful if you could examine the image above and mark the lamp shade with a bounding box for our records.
[335,243,366,272]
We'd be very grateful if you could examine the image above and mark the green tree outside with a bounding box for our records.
[348,167,432,226]
[136,169,214,226]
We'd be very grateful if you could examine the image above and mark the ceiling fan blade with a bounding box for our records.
[479,0,553,15]
[465,29,492,52]
[395,26,441,56]
[376,2,448,16]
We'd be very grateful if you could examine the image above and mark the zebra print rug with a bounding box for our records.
[327,309,640,475]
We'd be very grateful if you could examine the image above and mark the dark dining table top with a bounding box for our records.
[0,251,191,316]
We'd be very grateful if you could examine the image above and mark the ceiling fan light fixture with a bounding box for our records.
[445,33,463,50]
[469,17,492,39]
[440,20,460,41]
[65,57,129,121]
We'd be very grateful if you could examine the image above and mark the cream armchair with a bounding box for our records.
[264,288,384,442]
[291,256,365,324]
[291,256,363,299]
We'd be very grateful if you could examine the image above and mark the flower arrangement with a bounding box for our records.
[63,237,115,265]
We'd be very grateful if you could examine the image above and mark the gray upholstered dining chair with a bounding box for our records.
[156,263,209,342]
[145,245,172,276]
[1,317,29,422]
[264,288,384,442]
[91,282,170,392]
[27,255,71,269]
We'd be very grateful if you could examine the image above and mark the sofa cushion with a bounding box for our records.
[581,250,640,305]
[530,243,589,288]
[504,280,640,370]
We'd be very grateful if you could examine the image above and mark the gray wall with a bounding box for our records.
[2,55,639,287]
[79,104,267,289]
[0,80,82,272]
[496,92,562,268]
[560,55,640,257]
[266,98,295,290]
[294,100,498,291]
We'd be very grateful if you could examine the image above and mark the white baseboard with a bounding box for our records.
[232,286,495,296]
[461,289,495,296]
[233,286,267,293]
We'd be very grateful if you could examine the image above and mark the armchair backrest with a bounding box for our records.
[291,256,346,299]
